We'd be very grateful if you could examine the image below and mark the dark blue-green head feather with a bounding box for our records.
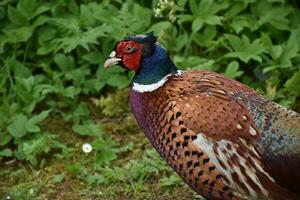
[104,32,178,85]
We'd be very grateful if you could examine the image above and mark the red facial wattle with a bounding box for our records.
[116,41,142,71]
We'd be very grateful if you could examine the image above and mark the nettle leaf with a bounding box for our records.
[225,34,265,63]
[7,114,28,138]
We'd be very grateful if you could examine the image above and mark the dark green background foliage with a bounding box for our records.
[0,0,300,199]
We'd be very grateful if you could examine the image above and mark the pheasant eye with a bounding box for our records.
[124,45,134,53]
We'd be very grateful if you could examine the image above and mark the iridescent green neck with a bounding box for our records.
[133,45,178,85]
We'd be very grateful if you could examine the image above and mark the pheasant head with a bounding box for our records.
[104,32,178,87]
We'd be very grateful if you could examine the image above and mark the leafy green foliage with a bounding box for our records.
[0,0,300,198]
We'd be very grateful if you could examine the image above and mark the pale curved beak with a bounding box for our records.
[104,51,122,69]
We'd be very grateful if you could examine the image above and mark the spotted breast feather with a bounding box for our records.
[130,71,300,200]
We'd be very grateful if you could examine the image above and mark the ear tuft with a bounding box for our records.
[143,32,157,43]
[125,32,157,44]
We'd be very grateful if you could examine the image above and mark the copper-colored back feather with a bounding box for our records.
[130,70,300,200]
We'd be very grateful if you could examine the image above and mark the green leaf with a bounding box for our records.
[229,16,249,33]
[19,0,37,17]
[80,4,95,27]
[0,7,5,20]
[280,29,300,66]
[54,54,74,72]
[106,74,131,89]
[225,34,265,63]
[62,86,81,99]
[86,174,106,186]
[224,2,246,19]
[0,148,13,157]
[72,103,90,123]
[205,15,222,25]
[192,17,204,33]
[20,0,36,11]
[285,70,300,96]
[7,114,28,138]
[148,21,172,35]
[0,132,12,146]
[7,5,29,26]
[174,32,188,51]
[51,174,65,184]
[2,26,33,43]
[253,1,293,30]
[82,51,103,64]
[72,122,103,136]
[26,110,51,133]
[224,61,243,79]
[160,175,182,187]
[192,26,216,47]
[189,0,198,15]
[93,138,118,166]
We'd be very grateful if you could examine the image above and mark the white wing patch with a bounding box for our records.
[192,133,274,199]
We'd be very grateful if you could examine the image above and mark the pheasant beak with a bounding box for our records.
[104,51,122,69]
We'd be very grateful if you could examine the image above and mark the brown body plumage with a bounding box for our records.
[104,33,300,200]
[130,71,300,200]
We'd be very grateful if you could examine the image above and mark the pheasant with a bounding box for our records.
[104,33,300,200]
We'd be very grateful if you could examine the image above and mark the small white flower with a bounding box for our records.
[82,143,92,154]
[6,196,11,200]
[29,188,34,195]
